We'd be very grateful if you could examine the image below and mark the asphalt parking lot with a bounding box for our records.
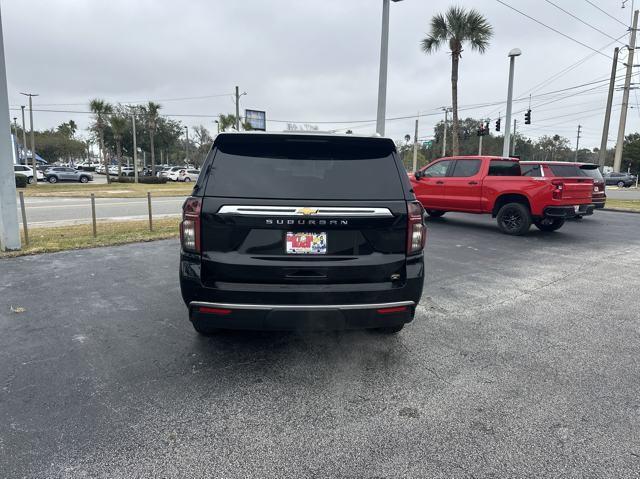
[1,211,639,478]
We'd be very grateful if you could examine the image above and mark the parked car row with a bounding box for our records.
[14,164,93,183]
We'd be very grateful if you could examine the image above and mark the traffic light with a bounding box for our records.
[495,118,501,132]
[525,109,531,124]
[485,121,490,133]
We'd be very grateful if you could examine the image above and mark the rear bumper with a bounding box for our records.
[189,301,415,330]
[544,204,594,218]
[180,252,424,330]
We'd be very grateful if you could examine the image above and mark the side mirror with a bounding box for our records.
[414,170,423,180]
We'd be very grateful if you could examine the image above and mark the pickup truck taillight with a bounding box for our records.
[551,180,564,200]
[407,201,426,255]
[180,197,202,253]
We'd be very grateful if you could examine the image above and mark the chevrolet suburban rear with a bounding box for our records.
[180,133,425,334]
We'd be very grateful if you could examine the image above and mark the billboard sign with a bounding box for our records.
[245,109,266,131]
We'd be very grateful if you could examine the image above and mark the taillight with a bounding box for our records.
[407,201,426,255]
[551,180,564,200]
[180,197,202,253]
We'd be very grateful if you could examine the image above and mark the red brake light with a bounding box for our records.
[551,180,564,200]
[199,307,231,315]
[377,306,409,314]
[180,197,202,253]
[407,201,426,255]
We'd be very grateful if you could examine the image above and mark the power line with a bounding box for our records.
[584,0,629,28]
[543,0,626,44]
[496,0,615,59]
[10,92,233,108]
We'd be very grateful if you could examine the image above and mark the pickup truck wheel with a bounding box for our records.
[425,210,445,218]
[534,217,565,232]
[496,202,531,235]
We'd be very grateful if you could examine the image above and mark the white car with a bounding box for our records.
[161,166,187,179]
[168,168,199,182]
[14,164,44,184]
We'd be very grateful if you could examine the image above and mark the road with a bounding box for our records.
[1,211,639,477]
[18,196,184,226]
[606,187,640,200]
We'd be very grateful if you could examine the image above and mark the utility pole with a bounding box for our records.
[503,49,522,157]
[575,124,582,162]
[478,121,484,156]
[0,5,21,251]
[376,0,391,136]
[20,92,38,185]
[184,126,189,163]
[614,10,639,172]
[599,47,619,167]
[442,107,449,157]
[511,119,517,156]
[132,114,138,184]
[235,86,240,131]
[20,105,26,162]
[412,117,419,172]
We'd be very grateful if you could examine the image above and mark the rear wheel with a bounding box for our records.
[534,217,565,232]
[496,202,531,235]
[184,177,192,182]
[425,209,445,218]
[48,176,58,184]
[79,176,89,183]
[374,325,404,334]
[27,176,34,184]
[617,181,625,188]
[192,320,221,336]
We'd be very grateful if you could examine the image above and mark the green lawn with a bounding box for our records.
[0,218,180,258]
[605,199,640,212]
[18,182,193,198]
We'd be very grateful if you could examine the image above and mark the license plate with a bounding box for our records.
[574,205,580,213]
[286,232,327,254]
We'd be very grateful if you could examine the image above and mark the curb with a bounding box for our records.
[601,208,640,214]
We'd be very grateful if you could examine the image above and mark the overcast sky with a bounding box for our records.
[2,0,637,149]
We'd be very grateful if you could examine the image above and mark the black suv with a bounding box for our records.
[179,132,425,334]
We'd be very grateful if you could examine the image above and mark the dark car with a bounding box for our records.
[179,132,426,335]
[45,167,93,183]
[604,172,636,188]
[520,161,606,209]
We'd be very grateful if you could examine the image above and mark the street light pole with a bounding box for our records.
[184,126,189,163]
[20,105,26,162]
[132,114,138,184]
[20,92,39,184]
[441,107,450,157]
[502,48,521,158]
[376,0,402,136]
[0,5,21,251]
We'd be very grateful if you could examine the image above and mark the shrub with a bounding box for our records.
[15,174,27,188]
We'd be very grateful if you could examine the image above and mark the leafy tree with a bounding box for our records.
[90,99,114,184]
[421,6,493,156]
[109,115,128,176]
[622,132,640,174]
[143,101,162,175]
[192,125,213,166]
[218,113,253,132]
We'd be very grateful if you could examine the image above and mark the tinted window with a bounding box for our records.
[422,160,452,178]
[451,159,481,177]
[205,135,404,200]
[521,164,542,177]
[548,164,582,177]
[187,170,199,174]
[488,160,521,176]
[579,166,603,181]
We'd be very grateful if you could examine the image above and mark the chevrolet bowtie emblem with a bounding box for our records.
[297,207,319,216]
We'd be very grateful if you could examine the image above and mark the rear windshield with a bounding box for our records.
[547,164,582,177]
[580,166,603,180]
[204,135,404,200]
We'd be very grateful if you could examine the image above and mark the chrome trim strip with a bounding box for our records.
[217,205,393,217]
[190,301,415,311]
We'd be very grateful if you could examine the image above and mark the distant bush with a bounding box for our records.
[15,175,27,188]
[111,176,168,184]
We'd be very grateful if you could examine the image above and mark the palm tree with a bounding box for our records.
[89,99,114,184]
[421,6,493,156]
[109,115,128,177]
[143,102,162,175]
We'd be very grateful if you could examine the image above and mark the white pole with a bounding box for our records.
[412,117,418,172]
[376,0,390,136]
[132,114,138,184]
[0,6,21,250]
[503,55,517,157]
[442,108,448,157]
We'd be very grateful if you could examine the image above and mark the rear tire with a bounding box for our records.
[534,217,565,232]
[27,176,34,184]
[48,176,58,184]
[79,176,89,183]
[496,202,531,235]
[374,325,404,334]
[425,210,445,218]
[184,177,192,182]
[192,320,221,336]
[617,181,625,188]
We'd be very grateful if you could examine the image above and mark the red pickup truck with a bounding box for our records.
[410,156,595,235]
